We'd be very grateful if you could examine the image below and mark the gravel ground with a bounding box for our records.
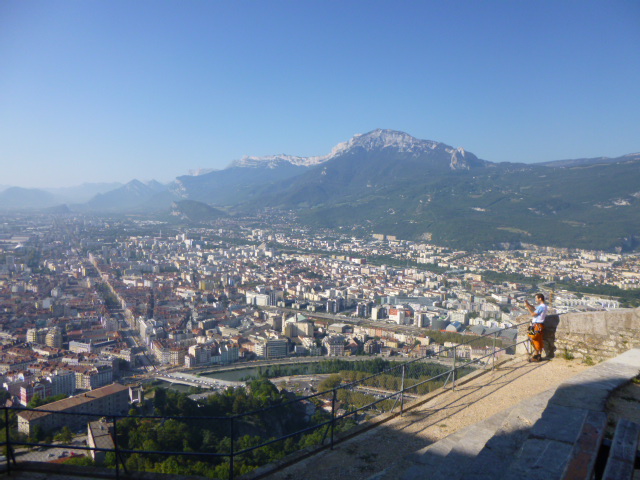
[270,357,589,480]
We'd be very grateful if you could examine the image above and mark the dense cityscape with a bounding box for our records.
[1,212,638,404]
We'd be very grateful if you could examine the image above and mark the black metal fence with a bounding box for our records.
[1,321,530,479]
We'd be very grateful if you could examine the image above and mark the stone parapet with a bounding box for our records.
[517,307,640,362]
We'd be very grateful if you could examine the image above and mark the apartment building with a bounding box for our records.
[17,383,130,436]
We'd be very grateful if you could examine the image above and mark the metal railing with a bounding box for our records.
[0,321,531,480]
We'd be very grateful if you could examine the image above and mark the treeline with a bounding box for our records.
[424,330,507,349]
[107,378,355,477]
[95,283,121,308]
[481,269,540,287]
[254,357,403,380]
[319,361,472,410]
[254,356,484,384]
[27,393,68,408]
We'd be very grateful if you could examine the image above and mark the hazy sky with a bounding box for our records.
[1,1,639,188]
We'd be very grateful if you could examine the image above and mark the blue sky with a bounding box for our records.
[1,1,639,188]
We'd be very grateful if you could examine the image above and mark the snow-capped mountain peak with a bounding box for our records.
[231,154,324,169]
[228,129,478,170]
[330,129,440,155]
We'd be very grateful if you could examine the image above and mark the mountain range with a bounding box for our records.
[2,129,639,251]
[0,183,123,209]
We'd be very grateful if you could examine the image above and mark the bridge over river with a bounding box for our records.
[154,372,243,389]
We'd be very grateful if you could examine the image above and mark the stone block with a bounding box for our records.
[557,312,592,335]
[605,310,639,331]
[602,418,640,480]
[608,347,640,367]
[529,405,588,444]
[414,436,456,466]
[550,384,611,412]
[503,438,574,480]
[400,464,431,480]
[561,411,608,480]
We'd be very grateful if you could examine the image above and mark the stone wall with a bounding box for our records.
[517,307,640,362]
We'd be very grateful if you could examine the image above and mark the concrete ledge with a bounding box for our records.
[502,347,640,480]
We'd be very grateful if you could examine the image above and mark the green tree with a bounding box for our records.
[318,374,342,392]
[28,425,43,444]
[28,393,68,408]
[153,387,167,414]
[65,456,94,466]
[27,395,43,408]
[54,426,73,443]
[104,451,117,467]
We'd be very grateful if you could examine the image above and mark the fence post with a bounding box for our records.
[229,416,235,480]
[400,364,405,415]
[452,346,457,390]
[112,416,120,480]
[330,388,337,450]
[492,332,497,370]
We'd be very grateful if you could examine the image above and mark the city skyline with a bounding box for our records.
[1,1,639,188]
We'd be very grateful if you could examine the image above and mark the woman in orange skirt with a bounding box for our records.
[528,322,544,361]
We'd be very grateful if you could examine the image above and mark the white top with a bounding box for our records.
[533,303,548,324]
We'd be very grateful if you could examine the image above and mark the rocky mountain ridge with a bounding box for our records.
[2,129,639,252]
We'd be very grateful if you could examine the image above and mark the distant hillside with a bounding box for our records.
[43,204,72,214]
[171,163,309,205]
[539,153,640,168]
[170,200,226,222]
[81,179,177,212]
[292,158,640,251]
[44,182,123,203]
[0,187,59,210]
